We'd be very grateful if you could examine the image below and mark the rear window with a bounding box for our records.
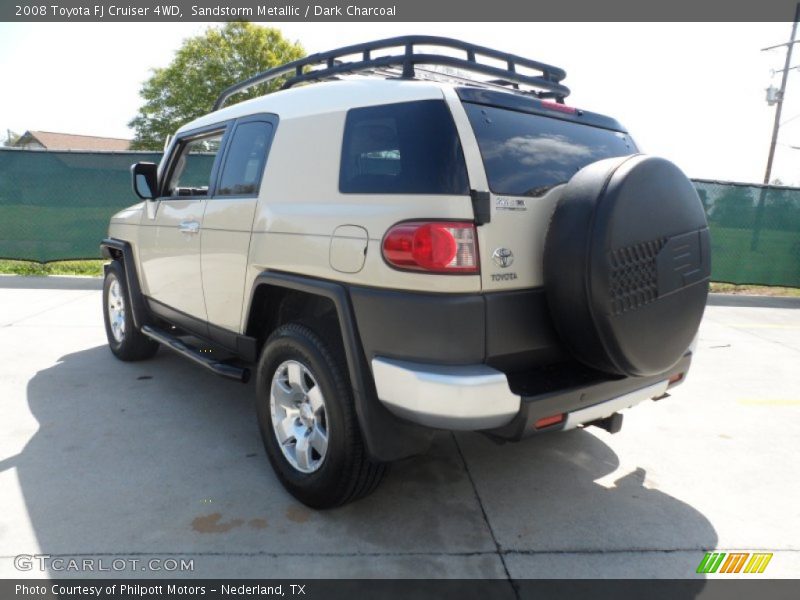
[217,121,273,197]
[463,103,635,197]
[339,100,469,195]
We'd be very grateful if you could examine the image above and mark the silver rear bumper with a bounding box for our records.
[370,358,520,430]
[371,357,671,432]
[562,379,668,430]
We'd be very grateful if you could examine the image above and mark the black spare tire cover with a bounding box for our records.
[543,155,710,377]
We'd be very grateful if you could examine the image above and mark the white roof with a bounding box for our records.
[179,79,450,134]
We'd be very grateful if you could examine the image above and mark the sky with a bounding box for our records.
[1,21,799,185]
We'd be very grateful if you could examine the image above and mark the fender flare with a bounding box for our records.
[246,271,433,462]
[100,238,152,330]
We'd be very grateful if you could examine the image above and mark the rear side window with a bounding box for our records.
[339,100,469,195]
[217,121,274,197]
[463,103,635,197]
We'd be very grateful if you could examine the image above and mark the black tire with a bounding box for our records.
[102,260,159,361]
[544,155,710,377]
[255,323,385,508]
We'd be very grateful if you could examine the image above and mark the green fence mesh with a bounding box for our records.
[694,179,800,287]
[0,149,161,263]
[1,149,799,286]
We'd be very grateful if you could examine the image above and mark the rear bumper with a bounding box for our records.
[371,353,690,439]
[561,380,668,430]
[371,358,520,430]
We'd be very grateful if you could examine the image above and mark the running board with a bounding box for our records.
[141,325,250,383]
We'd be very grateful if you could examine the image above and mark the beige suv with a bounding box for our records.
[101,36,710,508]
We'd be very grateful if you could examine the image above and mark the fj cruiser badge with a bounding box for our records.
[495,197,526,211]
[492,248,514,268]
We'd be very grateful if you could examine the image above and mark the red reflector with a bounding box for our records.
[382,221,479,273]
[540,100,577,114]
[668,373,684,385]
[534,413,565,429]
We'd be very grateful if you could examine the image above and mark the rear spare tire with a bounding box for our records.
[543,155,710,377]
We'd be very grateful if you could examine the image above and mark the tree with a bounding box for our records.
[129,23,305,150]
[2,130,20,147]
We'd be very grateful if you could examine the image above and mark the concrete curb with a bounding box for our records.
[0,275,103,290]
[707,292,800,309]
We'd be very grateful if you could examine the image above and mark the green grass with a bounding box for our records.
[709,282,800,297]
[1,260,798,298]
[0,259,104,277]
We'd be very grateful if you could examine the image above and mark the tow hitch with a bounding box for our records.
[587,412,624,434]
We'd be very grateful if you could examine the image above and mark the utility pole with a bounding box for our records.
[753,3,800,250]
[762,3,800,185]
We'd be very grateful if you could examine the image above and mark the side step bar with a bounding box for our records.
[141,325,251,383]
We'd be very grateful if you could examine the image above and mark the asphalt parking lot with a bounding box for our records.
[0,275,798,580]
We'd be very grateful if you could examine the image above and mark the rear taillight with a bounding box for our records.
[382,221,479,274]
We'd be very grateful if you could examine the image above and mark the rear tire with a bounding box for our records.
[102,260,159,361]
[255,323,385,508]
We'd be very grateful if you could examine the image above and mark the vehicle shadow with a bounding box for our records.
[451,429,718,584]
[7,344,715,584]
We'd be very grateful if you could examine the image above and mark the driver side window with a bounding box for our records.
[165,131,224,197]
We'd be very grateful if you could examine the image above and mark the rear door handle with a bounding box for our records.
[179,220,200,234]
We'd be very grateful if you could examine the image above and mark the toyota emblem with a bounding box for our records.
[492,248,514,268]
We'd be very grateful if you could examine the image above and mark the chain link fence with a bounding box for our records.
[1,149,799,287]
[695,179,800,287]
[0,148,160,263]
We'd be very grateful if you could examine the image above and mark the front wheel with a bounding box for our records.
[255,323,385,508]
[102,260,158,361]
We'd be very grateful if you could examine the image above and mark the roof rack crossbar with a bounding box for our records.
[213,35,570,111]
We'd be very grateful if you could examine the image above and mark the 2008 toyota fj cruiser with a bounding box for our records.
[102,36,710,508]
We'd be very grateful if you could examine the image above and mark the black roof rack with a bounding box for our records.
[213,35,570,111]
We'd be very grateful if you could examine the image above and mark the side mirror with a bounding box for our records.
[131,162,158,200]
